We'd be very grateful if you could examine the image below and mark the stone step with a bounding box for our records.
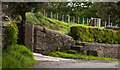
[71,45,83,51]
[75,42,86,46]
[66,50,77,54]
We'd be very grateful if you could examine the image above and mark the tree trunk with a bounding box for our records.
[17,12,26,45]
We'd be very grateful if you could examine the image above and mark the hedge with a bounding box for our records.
[69,25,120,44]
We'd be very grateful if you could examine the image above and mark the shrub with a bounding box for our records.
[2,44,35,68]
[4,21,18,47]
[69,25,120,44]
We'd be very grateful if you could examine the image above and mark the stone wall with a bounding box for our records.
[34,25,74,55]
[24,23,120,58]
[78,42,120,59]
[2,22,120,58]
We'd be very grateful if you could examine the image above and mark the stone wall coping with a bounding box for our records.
[34,25,73,40]
[80,41,120,47]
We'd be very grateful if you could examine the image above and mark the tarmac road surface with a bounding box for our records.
[31,53,118,68]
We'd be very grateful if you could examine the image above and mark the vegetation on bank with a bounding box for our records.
[2,22,36,68]
[2,45,35,68]
[69,25,120,44]
[26,12,86,34]
[49,51,119,61]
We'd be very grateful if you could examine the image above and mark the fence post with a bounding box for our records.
[54,13,56,19]
[98,18,101,27]
[82,17,84,24]
[62,15,64,22]
[51,12,52,18]
[111,23,112,26]
[44,10,45,17]
[109,15,110,25]
[57,13,58,20]
[46,13,47,18]
[105,22,106,27]
[68,15,70,23]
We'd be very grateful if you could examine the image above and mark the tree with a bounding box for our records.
[92,2,120,26]
[3,2,44,45]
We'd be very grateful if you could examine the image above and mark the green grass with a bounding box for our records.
[2,44,36,68]
[26,12,86,34]
[49,51,119,61]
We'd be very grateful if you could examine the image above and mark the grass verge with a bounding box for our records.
[49,51,119,61]
[2,44,36,68]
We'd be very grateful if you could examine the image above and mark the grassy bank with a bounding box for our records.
[49,51,119,61]
[26,12,86,34]
[2,44,36,68]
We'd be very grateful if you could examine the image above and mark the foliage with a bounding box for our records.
[43,2,93,16]
[2,44,35,68]
[3,2,44,19]
[4,22,18,47]
[26,12,40,24]
[69,25,120,44]
[92,2,120,26]
[3,2,45,45]
[49,51,119,61]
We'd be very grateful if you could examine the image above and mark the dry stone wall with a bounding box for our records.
[34,25,74,55]
[24,23,120,58]
[80,42,120,59]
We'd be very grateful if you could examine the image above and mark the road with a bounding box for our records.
[31,53,118,68]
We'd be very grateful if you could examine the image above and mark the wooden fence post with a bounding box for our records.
[98,18,101,27]
[111,23,112,26]
[82,17,84,24]
[105,22,106,27]
[51,12,52,18]
[46,13,47,18]
[54,13,56,19]
[62,15,64,22]
[44,10,45,17]
[68,15,70,23]
[57,13,58,20]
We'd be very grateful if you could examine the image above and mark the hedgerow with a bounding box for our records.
[69,25,120,44]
